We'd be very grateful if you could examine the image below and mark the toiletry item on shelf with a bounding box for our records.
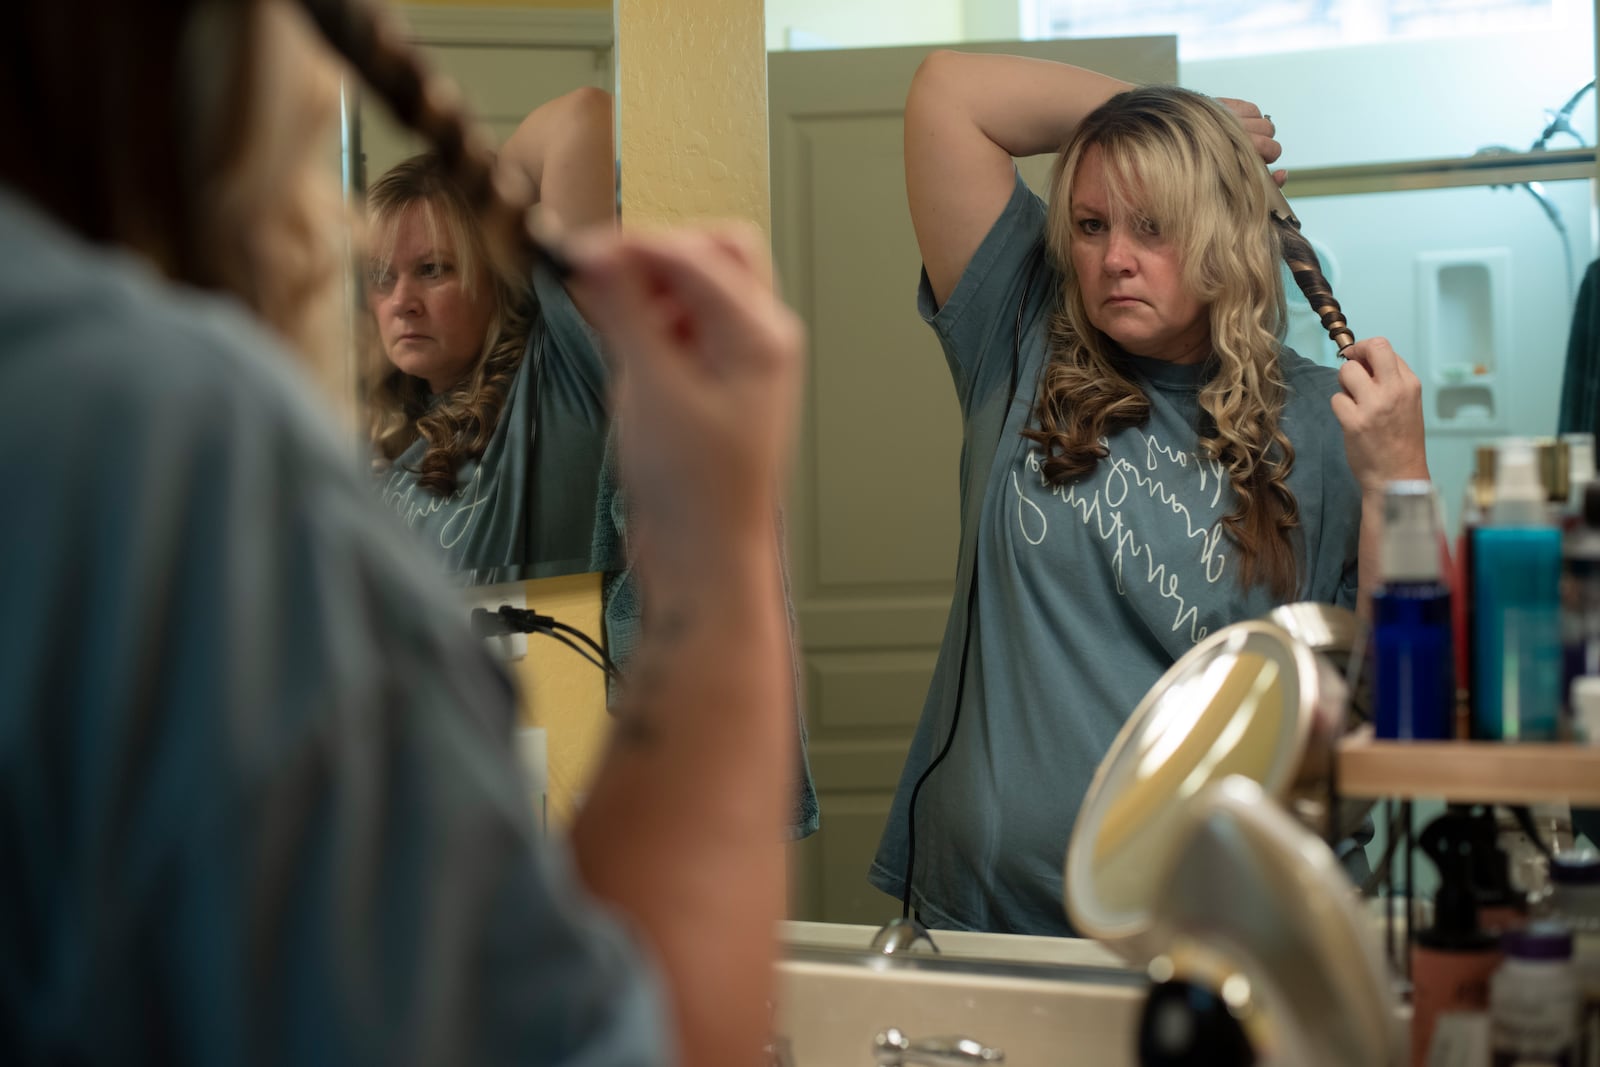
[1563,484,1600,738]
[1459,459,1494,739]
[1575,678,1600,745]
[1546,851,1600,1067]
[1415,811,1507,1067]
[1470,806,1530,935]
[1474,438,1564,741]
[1566,434,1597,527]
[1541,436,1576,521]
[1501,805,1574,911]
[1374,481,1454,739]
[1490,921,1579,1066]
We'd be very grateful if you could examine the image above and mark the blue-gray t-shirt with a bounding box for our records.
[0,185,669,1065]
[375,269,619,583]
[869,171,1361,935]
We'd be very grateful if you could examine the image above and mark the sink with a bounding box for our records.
[775,929,1145,1066]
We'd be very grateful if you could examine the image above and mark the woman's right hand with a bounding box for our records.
[571,225,804,556]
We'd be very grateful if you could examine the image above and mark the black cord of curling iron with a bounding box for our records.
[897,264,1036,921]
[471,606,624,685]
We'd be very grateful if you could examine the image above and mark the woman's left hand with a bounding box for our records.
[1330,336,1430,492]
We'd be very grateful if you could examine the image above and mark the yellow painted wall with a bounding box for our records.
[509,572,612,828]
[618,0,769,231]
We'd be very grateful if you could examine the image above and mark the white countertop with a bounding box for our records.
[780,920,1132,969]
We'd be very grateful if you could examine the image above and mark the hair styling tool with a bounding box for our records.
[295,0,573,278]
[472,606,623,684]
[1265,180,1355,358]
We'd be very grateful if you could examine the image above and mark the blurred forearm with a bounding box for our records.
[570,520,792,1067]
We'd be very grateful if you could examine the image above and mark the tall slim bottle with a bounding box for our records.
[1457,455,1494,739]
[1473,438,1564,741]
[1564,433,1596,511]
[1563,483,1600,738]
[1374,481,1454,740]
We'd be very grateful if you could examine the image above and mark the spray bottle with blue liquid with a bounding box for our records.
[1372,481,1454,740]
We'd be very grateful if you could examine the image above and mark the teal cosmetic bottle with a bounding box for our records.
[1473,438,1563,740]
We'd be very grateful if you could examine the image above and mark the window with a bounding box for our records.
[1024,0,1561,60]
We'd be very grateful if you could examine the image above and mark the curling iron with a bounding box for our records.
[1265,179,1356,358]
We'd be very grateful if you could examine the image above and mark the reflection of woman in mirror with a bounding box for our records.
[871,53,1428,936]
[361,91,821,841]
[365,88,617,580]
[4,1,806,1062]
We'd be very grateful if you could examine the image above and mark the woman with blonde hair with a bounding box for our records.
[870,53,1428,935]
[365,87,617,580]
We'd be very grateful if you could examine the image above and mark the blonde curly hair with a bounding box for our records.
[1027,85,1300,601]
[363,154,533,497]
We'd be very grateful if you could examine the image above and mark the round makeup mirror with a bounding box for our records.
[1064,618,1352,960]
[1139,776,1399,1067]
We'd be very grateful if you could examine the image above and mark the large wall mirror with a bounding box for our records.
[767,0,1599,929]
[342,4,617,586]
[326,0,1599,951]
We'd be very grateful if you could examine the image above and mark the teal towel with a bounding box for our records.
[591,429,820,840]
[1559,259,1600,436]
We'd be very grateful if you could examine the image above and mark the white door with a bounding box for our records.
[770,38,1178,924]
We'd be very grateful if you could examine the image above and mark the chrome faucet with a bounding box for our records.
[869,916,940,955]
[762,999,794,1067]
[760,1034,795,1067]
[874,1027,1005,1066]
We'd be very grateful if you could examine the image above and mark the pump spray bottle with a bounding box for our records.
[1373,481,1454,740]
[1413,810,1505,1066]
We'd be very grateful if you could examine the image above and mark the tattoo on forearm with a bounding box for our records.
[609,604,697,749]
[613,706,661,747]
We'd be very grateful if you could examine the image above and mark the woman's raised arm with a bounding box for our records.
[498,86,616,233]
[904,51,1129,306]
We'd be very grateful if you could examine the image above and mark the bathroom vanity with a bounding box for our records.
[774,922,1144,1066]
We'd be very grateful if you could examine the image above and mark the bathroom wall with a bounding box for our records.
[1182,23,1597,168]
[619,0,769,228]
[1185,24,1597,528]
[503,573,611,828]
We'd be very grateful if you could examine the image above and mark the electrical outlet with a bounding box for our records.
[464,580,527,662]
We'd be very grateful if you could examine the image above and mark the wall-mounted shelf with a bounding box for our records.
[1337,731,1600,805]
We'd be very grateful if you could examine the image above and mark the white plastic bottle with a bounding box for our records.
[1491,921,1579,1065]
[1546,854,1600,1067]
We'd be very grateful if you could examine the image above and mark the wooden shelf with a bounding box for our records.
[1337,731,1600,805]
